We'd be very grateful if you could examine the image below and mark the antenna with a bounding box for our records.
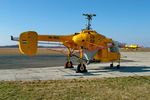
[83,14,96,30]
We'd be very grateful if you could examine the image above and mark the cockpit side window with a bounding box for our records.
[108,43,117,52]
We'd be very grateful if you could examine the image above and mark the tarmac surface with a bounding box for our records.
[0,52,150,81]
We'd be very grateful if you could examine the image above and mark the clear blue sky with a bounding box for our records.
[0,0,150,47]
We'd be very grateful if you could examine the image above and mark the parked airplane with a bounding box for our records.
[123,45,143,50]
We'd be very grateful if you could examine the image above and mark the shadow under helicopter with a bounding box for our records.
[64,65,150,77]
[1,55,150,77]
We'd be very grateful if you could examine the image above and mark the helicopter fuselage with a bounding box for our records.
[19,30,120,63]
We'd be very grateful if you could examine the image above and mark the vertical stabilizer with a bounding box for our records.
[19,31,38,56]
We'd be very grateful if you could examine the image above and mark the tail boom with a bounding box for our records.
[19,31,74,56]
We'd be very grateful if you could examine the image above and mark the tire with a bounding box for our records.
[110,64,113,68]
[117,65,120,69]
[76,63,87,73]
[65,61,74,68]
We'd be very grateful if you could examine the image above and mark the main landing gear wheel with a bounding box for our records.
[76,63,87,73]
[65,61,74,68]
[110,64,113,68]
[116,65,120,69]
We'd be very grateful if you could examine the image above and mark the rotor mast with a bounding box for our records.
[83,14,96,30]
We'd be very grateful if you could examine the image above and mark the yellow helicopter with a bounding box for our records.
[12,14,121,73]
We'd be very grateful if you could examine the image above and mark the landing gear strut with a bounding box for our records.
[76,48,87,73]
[65,48,74,68]
[65,47,88,72]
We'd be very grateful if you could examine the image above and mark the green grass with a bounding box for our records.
[1,76,150,100]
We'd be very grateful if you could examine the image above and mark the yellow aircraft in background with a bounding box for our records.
[124,45,142,50]
[12,14,121,73]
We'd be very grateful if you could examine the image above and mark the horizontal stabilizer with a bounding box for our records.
[11,36,19,41]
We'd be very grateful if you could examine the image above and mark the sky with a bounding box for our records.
[0,0,150,47]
